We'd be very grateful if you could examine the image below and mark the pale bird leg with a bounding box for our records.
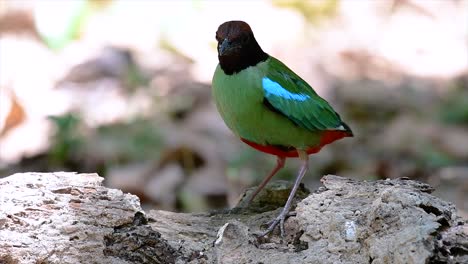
[261,149,308,237]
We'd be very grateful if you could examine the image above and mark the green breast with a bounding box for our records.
[212,60,322,149]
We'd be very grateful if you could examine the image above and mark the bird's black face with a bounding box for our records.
[215,21,254,57]
[216,33,251,57]
[215,21,268,75]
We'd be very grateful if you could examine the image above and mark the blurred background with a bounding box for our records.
[0,0,467,216]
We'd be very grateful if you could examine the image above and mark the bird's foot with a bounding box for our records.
[261,211,296,237]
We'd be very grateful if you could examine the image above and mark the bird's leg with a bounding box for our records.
[248,156,286,204]
[261,150,308,237]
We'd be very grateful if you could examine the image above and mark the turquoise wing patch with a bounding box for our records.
[262,58,343,131]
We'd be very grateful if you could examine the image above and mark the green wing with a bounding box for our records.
[263,57,343,131]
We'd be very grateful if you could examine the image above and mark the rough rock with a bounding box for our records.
[0,172,466,264]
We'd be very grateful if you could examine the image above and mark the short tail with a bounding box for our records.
[341,121,353,137]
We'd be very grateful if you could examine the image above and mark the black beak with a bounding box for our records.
[218,39,230,56]
[219,38,241,56]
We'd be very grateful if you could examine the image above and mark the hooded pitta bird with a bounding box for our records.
[212,21,353,236]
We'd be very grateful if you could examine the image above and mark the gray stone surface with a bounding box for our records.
[0,172,141,264]
[0,172,466,264]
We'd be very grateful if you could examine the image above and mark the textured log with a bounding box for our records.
[0,172,466,264]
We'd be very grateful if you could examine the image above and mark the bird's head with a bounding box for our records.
[216,21,254,57]
[215,21,268,74]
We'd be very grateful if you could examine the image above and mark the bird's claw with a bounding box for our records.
[261,215,284,237]
[261,211,296,238]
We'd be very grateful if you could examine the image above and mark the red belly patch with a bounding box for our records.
[240,130,352,158]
